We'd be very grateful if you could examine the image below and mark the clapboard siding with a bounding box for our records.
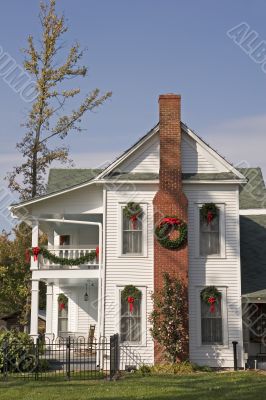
[184,184,243,368]
[104,185,157,364]
[116,131,226,174]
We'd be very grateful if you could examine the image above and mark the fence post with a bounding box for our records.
[110,334,119,379]
[66,336,71,381]
[35,337,39,381]
[232,341,238,371]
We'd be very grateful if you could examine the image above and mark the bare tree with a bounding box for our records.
[7,0,112,199]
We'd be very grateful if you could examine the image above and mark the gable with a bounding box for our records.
[114,129,227,175]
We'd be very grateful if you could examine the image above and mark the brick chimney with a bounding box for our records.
[153,94,189,361]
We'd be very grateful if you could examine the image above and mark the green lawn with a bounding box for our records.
[0,372,266,400]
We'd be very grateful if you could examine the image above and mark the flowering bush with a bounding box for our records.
[150,273,188,363]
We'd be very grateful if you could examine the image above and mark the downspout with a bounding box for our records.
[101,187,107,339]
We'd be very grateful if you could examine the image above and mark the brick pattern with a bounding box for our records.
[153,94,189,362]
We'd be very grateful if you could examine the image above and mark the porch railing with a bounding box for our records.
[40,245,98,269]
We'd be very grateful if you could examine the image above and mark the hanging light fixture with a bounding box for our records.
[84,283,89,302]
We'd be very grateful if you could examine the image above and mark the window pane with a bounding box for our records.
[200,210,220,256]
[201,296,223,345]
[120,297,141,342]
[123,231,142,254]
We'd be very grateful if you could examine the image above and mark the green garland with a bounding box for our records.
[200,203,219,224]
[155,216,187,250]
[28,247,97,266]
[121,285,142,301]
[123,202,142,219]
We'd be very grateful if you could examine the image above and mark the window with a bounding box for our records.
[200,209,220,256]
[58,302,68,336]
[122,209,143,255]
[120,295,142,343]
[201,294,223,345]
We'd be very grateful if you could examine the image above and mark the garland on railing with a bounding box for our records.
[58,294,68,310]
[200,286,221,313]
[121,285,142,313]
[200,203,219,225]
[27,246,98,266]
[155,216,187,250]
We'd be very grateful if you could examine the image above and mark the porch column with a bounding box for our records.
[45,283,53,340]
[31,219,39,270]
[30,279,39,342]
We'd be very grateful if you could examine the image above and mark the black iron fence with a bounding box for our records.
[0,334,119,381]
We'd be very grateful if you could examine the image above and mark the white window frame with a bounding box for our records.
[195,286,229,348]
[194,203,226,259]
[118,203,148,258]
[115,285,147,346]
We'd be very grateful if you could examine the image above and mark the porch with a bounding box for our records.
[242,290,266,369]
[29,214,104,342]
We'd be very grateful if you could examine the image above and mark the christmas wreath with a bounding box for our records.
[123,202,143,229]
[155,216,187,250]
[121,285,142,313]
[58,294,68,311]
[27,246,98,266]
[200,203,219,225]
[200,286,221,313]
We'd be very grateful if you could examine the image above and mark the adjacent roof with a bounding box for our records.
[238,168,266,209]
[240,215,266,295]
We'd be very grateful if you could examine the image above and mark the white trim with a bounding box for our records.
[117,203,148,258]
[115,285,147,347]
[194,203,226,259]
[183,180,246,184]
[196,286,229,348]
[239,209,266,215]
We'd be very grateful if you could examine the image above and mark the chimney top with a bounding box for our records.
[159,93,181,101]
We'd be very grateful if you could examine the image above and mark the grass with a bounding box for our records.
[0,371,266,400]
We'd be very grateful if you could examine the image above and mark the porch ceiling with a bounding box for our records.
[242,289,266,301]
[42,278,98,287]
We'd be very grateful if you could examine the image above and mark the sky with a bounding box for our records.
[1,0,266,230]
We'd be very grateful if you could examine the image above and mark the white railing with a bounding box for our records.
[40,245,98,269]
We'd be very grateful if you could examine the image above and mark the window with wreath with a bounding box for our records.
[58,301,68,335]
[120,294,142,343]
[200,208,220,256]
[122,207,143,255]
[201,294,223,345]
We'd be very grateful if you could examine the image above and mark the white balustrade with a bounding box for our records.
[40,245,98,269]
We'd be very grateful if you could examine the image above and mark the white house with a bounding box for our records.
[10,93,266,369]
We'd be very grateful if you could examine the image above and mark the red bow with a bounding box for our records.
[127,296,135,313]
[207,211,214,225]
[130,214,139,230]
[160,217,180,226]
[32,246,40,261]
[208,297,216,313]
[96,246,99,261]
[59,302,65,311]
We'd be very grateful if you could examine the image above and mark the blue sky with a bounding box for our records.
[1,0,266,229]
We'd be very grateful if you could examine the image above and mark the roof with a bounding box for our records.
[240,215,266,295]
[10,121,247,209]
[47,169,102,193]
